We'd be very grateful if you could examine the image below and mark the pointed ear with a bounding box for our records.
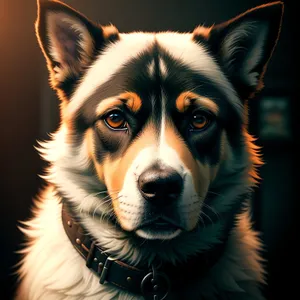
[35,0,119,99]
[193,2,284,99]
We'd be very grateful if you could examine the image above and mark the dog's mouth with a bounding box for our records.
[135,218,183,240]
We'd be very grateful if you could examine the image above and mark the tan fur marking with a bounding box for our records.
[96,98,123,116]
[176,91,219,114]
[85,128,95,161]
[96,93,142,116]
[210,131,227,181]
[119,92,142,113]
[165,121,208,195]
[94,124,157,226]
[176,92,191,113]
[243,129,263,185]
[102,24,119,39]
[192,26,213,40]
[106,124,157,192]
[100,124,157,227]
[84,128,104,181]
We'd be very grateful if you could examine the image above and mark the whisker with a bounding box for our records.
[92,190,108,196]
[78,190,121,215]
[192,194,221,222]
[92,195,122,225]
[200,211,214,225]
[91,197,117,219]
[202,203,221,220]
[207,190,225,199]
[93,190,121,197]
[198,215,206,229]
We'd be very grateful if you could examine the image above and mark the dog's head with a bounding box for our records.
[36,1,283,242]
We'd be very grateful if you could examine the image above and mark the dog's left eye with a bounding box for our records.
[190,111,212,131]
[104,111,127,130]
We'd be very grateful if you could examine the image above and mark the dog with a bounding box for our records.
[16,0,284,299]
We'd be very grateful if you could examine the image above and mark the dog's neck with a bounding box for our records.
[61,198,244,298]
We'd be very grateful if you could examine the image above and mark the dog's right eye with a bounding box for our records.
[104,111,127,130]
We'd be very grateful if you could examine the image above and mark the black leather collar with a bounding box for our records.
[61,202,234,299]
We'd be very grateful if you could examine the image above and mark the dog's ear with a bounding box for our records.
[194,2,284,100]
[36,0,119,100]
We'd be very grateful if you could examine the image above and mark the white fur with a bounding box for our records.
[158,91,167,156]
[37,126,109,217]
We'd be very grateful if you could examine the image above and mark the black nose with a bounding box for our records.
[138,162,183,206]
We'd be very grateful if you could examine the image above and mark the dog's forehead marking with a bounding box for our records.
[67,33,155,117]
[147,57,168,79]
[176,91,219,114]
[159,57,168,79]
[158,90,167,156]
[147,59,155,77]
[96,92,142,116]
[155,33,243,114]
[66,32,242,119]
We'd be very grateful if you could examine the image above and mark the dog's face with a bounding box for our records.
[36,1,282,241]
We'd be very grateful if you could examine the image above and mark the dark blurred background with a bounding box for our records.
[0,0,298,299]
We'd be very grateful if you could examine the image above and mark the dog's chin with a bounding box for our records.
[135,221,183,240]
[135,228,182,240]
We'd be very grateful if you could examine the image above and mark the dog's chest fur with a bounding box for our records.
[16,187,265,300]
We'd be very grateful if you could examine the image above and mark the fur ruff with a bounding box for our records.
[16,186,265,300]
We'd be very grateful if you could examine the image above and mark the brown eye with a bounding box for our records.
[104,111,126,129]
[191,113,210,130]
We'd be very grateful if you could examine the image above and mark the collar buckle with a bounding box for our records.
[99,256,117,284]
